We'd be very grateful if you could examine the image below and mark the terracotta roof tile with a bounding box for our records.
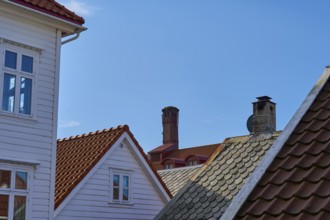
[55,125,126,208]
[10,0,85,25]
[55,125,172,209]
[156,132,279,219]
[235,76,330,219]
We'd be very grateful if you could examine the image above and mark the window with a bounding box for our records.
[0,168,31,220]
[110,169,132,204]
[187,160,198,166]
[1,46,36,116]
[164,163,174,169]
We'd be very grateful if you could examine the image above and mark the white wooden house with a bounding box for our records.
[54,125,171,220]
[0,1,85,219]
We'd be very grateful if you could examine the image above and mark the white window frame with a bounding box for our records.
[109,168,133,205]
[0,42,38,118]
[0,163,34,220]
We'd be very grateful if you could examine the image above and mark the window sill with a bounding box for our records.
[108,201,134,208]
[0,110,37,123]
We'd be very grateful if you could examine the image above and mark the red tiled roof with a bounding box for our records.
[165,144,220,160]
[55,125,171,209]
[162,158,185,165]
[149,143,177,153]
[10,0,85,25]
[184,154,209,162]
[235,74,330,219]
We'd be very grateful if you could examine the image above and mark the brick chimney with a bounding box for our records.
[162,106,179,148]
[252,96,276,133]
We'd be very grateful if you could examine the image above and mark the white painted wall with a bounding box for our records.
[55,139,167,220]
[0,7,59,220]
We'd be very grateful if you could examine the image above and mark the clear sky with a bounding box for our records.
[57,0,330,152]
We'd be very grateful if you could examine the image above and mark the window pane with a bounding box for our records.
[123,189,129,201]
[2,74,16,112]
[113,188,119,200]
[19,78,32,115]
[0,170,11,188]
[113,174,119,187]
[14,196,26,220]
[123,175,129,188]
[21,55,33,73]
[0,194,9,219]
[15,171,27,190]
[5,51,17,69]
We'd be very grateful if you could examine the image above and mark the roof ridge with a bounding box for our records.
[57,125,128,142]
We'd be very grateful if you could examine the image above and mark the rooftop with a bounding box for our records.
[235,70,330,219]
[55,125,171,209]
[156,131,280,219]
[10,0,85,25]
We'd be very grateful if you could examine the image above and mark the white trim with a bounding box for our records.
[220,68,330,220]
[49,29,62,220]
[122,133,171,203]
[0,43,39,119]
[0,38,42,54]
[0,163,34,220]
[109,168,134,205]
[0,156,40,167]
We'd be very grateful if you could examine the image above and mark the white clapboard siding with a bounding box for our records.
[55,140,166,220]
[0,8,59,220]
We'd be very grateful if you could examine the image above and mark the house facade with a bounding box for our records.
[54,125,171,220]
[0,1,85,219]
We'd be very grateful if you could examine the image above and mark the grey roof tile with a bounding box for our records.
[158,165,201,195]
[157,132,279,220]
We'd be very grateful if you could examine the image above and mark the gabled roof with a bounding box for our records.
[155,132,279,220]
[233,69,330,219]
[55,125,171,209]
[158,165,202,195]
[10,0,85,25]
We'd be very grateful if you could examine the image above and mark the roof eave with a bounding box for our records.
[2,1,87,37]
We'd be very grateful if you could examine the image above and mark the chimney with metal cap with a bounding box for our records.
[252,96,276,133]
[162,106,179,148]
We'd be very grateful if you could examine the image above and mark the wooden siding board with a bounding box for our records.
[0,8,59,220]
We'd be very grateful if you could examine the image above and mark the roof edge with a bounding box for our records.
[220,67,330,220]
[3,1,86,35]
[125,129,173,199]
[10,0,85,25]
[54,125,128,210]
[154,143,226,220]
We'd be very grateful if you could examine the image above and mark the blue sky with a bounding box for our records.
[57,0,330,152]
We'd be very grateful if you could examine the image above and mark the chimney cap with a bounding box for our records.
[162,106,179,113]
[256,96,272,101]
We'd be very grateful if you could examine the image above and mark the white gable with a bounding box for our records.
[55,132,169,220]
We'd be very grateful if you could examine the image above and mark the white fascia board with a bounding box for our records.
[0,1,86,36]
[121,133,171,203]
[220,67,330,220]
